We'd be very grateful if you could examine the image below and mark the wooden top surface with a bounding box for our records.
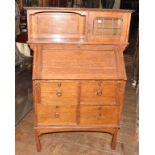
[27,38,129,45]
[24,7,133,13]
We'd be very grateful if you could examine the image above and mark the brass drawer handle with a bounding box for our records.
[56,92,62,97]
[96,90,102,96]
[54,112,60,118]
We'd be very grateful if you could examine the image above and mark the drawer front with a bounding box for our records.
[80,105,119,125]
[81,81,117,105]
[35,81,79,105]
[40,92,78,105]
[37,105,77,125]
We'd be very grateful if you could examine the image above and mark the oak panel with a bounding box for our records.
[30,12,86,39]
[39,49,120,79]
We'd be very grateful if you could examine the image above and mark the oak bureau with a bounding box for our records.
[25,7,132,151]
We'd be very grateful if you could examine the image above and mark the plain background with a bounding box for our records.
[0,0,155,154]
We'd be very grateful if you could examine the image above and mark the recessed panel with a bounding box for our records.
[40,49,118,79]
[31,12,86,39]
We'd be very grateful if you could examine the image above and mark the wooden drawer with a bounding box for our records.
[80,105,119,125]
[81,81,117,105]
[34,81,79,105]
[36,104,77,125]
[40,92,78,105]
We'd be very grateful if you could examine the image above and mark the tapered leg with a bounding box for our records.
[35,132,41,152]
[111,129,118,150]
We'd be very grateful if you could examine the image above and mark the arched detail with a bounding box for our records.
[29,10,87,17]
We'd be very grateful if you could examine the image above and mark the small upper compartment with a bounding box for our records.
[28,11,86,41]
[88,11,132,43]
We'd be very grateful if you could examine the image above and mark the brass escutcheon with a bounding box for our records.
[96,90,102,96]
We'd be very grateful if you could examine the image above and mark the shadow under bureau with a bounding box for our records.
[25,7,133,152]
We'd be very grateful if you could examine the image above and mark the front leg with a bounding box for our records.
[111,129,118,150]
[34,131,41,152]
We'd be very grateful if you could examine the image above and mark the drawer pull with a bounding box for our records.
[54,112,60,118]
[96,90,102,96]
[98,113,102,117]
[97,107,102,118]
[57,83,61,87]
[56,92,62,97]
[95,112,102,119]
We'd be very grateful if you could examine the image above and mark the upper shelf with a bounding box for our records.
[26,8,133,44]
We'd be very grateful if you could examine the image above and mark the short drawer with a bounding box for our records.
[36,104,77,125]
[81,81,117,105]
[34,81,79,105]
[40,92,78,105]
[80,105,119,125]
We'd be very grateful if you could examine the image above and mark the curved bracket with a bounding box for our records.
[28,44,36,51]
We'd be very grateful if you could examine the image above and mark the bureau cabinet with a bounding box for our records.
[26,7,132,151]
